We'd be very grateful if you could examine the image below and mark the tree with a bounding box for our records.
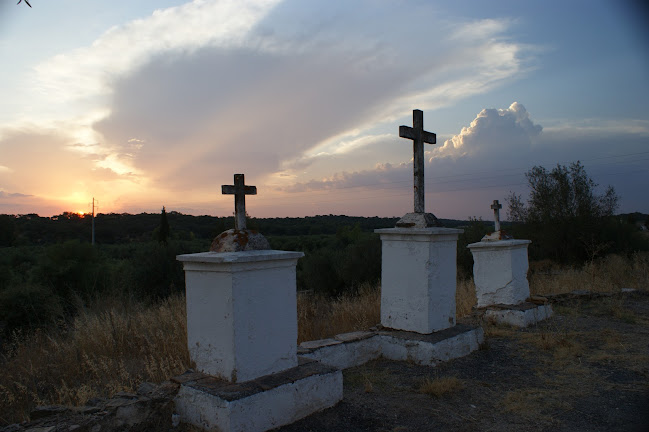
[507,161,619,264]
[157,206,170,245]
[0,214,16,246]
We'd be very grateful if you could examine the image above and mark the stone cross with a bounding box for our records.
[399,109,437,213]
[222,174,257,230]
[491,199,502,232]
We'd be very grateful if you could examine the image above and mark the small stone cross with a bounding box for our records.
[491,199,502,232]
[399,109,437,213]
[222,174,257,230]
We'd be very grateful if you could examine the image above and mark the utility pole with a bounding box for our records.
[90,198,98,245]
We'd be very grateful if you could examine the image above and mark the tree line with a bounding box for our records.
[0,162,647,337]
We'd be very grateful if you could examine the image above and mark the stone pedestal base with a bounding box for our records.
[375,227,463,334]
[484,303,553,327]
[177,250,303,382]
[378,324,484,366]
[467,239,531,307]
[173,358,343,432]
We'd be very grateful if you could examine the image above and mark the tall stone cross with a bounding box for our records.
[222,174,257,230]
[399,109,437,213]
[491,199,502,232]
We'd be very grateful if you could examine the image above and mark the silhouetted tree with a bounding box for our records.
[507,161,619,263]
[0,214,16,246]
[157,206,170,245]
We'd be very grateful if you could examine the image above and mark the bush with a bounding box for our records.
[33,240,103,302]
[0,283,63,331]
[507,162,620,264]
[457,217,490,278]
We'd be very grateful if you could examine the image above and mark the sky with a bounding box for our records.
[0,0,648,220]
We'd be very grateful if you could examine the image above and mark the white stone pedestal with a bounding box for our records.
[176,249,344,432]
[177,250,304,382]
[375,227,463,334]
[467,239,531,307]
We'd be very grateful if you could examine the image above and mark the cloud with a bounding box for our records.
[284,162,409,193]
[282,103,649,217]
[0,191,32,198]
[30,0,280,107]
[91,6,532,196]
[1,1,539,215]
[1,0,283,182]
[288,103,543,191]
[437,102,542,157]
[0,129,148,212]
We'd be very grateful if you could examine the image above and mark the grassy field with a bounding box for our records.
[0,252,647,425]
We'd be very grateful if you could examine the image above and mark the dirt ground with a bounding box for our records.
[278,292,649,432]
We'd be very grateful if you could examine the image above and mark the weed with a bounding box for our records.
[419,376,464,398]
[501,388,571,421]
[456,278,476,318]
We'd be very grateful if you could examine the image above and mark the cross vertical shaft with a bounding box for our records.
[222,174,257,230]
[491,199,502,232]
[399,109,436,213]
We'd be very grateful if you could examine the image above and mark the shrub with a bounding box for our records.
[0,283,63,331]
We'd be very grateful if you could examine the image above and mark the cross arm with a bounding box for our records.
[399,126,436,144]
[222,185,257,195]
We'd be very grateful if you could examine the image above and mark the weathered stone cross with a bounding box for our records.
[222,174,257,230]
[399,109,437,213]
[491,199,502,232]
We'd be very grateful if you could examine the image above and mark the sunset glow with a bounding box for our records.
[1,1,647,219]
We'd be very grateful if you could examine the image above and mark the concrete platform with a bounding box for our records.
[297,331,380,370]
[173,358,342,432]
[484,302,553,327]
[299,325,484,369]
[378,324,485,366]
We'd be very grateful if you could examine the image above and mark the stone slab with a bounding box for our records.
[395,212,442,228]
[299,325,483,370]
[177,250,304,266]
[466,239,531,249]
[300,335,382,370]
[484,303,553,327]
[173,358,343,432]
[334,330,375,343]
[298,338,342,350]
[375,227,463,237]
[378,324,484,366]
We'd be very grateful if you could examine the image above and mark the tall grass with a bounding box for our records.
[1,252,647,424]
[529,252,649,295]
[297,282,380,343]
[0,295,189,424]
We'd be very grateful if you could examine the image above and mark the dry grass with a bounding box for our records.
[419,376,464,398]
[2,252,647,425]
[297,283,380,343]
[0,295,190,424]
[529,252,649,296]
[501,388,571,422]
[456,278,476,318]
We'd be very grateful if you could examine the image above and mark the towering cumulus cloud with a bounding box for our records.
[439,102,542,157]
